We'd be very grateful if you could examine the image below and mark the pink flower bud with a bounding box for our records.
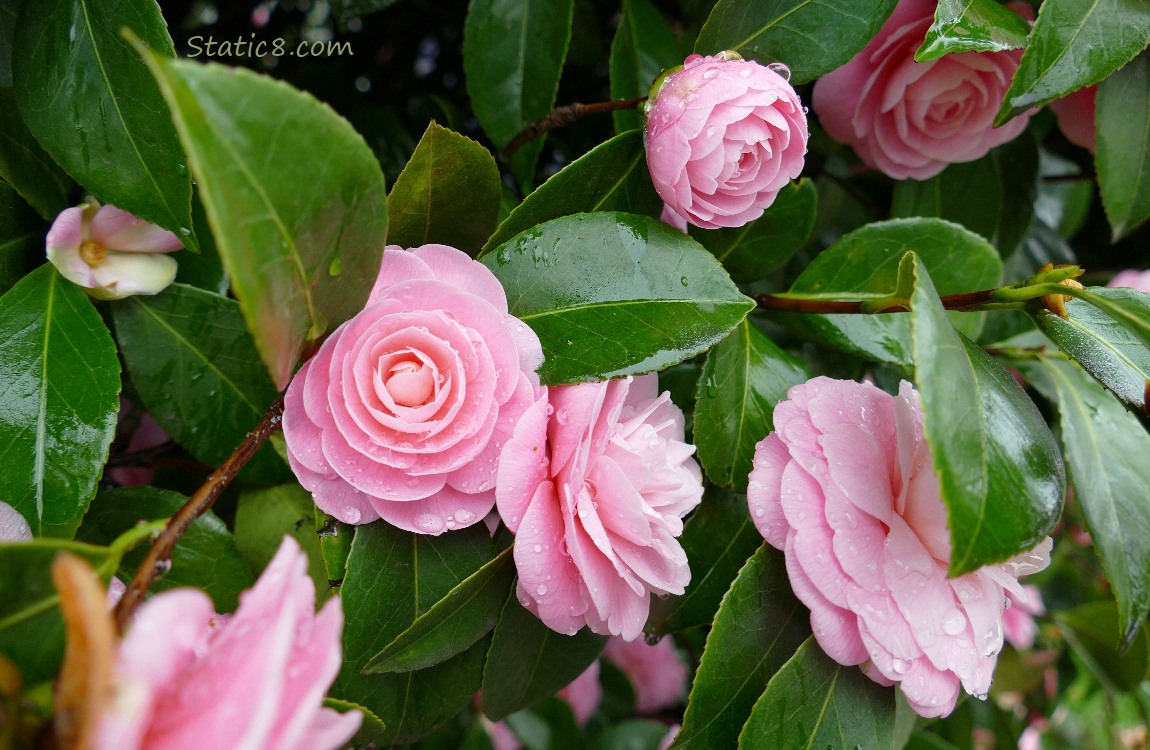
[748,377,1051,718]
[1049,86,1097,154]
[645,53,808,229]
[46,203,183,300]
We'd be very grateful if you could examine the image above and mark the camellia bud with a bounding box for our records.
[46,202,183,300]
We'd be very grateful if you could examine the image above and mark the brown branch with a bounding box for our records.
[754,288,1000,314]
[498,97,647,162]
[113,395,285,631]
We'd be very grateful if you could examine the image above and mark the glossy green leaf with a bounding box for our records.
[333,522,497,745]
[788,218,1003,365]
[908,255,1064,575]
[891,136,1038,257]
[916,0,1031,61]
[1036,358,1150,645]
[387,122,501,256]
[1097,51,1150,241]
[670,545,808,750]
[690,178,817,283]
[481,131,662,256]
[1032,292,1150,413]
[693,320,809,490]
[365,547,515,674]
[483,212,754,384]
[0,89,72,219]
[463,0,574,186]
[323,698,388,747]
[609,0,683,133]
[77,486,254,612]
[0,180,45,293]
[738,637,895,749]
[13,0,193,243]
[315,508,354,585]
[1073,286,1150,351]
[481,591,608,720]
[647,486,764,636]
[140,50,388,389]
[1057,600,1149,692]
[234,484,329,599]
[111,284,288,483]
[996,0,1150,123]
[0,539,113,684]
[695,0,899,84]
[0,264,119,537]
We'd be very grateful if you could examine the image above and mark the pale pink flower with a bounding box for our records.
[747,377,1051,717]
[94,537,361,750]
[0,501,31,541]
[602,636,688,714]
[1109,269,1150,294]
[813,0,1032,180]
[497,375,703,641]
[1049,86,1096,153]
[645,53,808,229]
[283,244,545,534]
[1003,585,1045,650]
[1019,722,1046,750]
[46,203,182,300]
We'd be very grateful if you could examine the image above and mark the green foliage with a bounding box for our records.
[0,181,45,293]
[1097,52,1150,241]
[916,0,1031,61]
[233,484,329,598]
[609,0,684,133]
[1057,600,1150,692]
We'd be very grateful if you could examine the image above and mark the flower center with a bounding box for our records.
[79,240,107,267]
[384,360,434,407]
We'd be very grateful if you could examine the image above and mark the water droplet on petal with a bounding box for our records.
[342,506,362,524]
[536,584,548,596]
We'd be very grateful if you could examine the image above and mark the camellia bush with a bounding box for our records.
[2,0,1150,747]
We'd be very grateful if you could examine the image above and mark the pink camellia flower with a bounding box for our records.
[94,536,360,750]
[0,501,31,541]
[1049,86,1097,153]
[747,377,1051,718]
[46,202,182,300]
[283,244,545,534]
[1003,585,1045,650]
[812,0,1032,180]
[496,375,703,641]
[645,52,808,229]
[1109,268,1150,294]
[602,636,689,714]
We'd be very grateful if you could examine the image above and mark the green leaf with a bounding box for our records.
[0,89,73,219]
[1097,51,1150,241]
[891,136,1038,257]
[0,264,119,537]
[234,484,329,599]
[647,486,764,636]
[609,0,683,133]
[333,522,497,745]
[695,0,899,84]
[0,538,114,684]
[139,50,388,389]
[503,696,584,750]
[315,508,354,585]
[1057,600,1149,692]
[463,0,574,186]
[483,212,754,384]
[591,719,673,750]
[670,545,808,750]
[77,486,254,612]
[481,591,607,720]
[387,122,501,256]
[690,178,817,283]
[481,131,662,256]
[908,254,1064,575]
[693,320,809,490]
[996,0,1150,123]
[365,547,516,674]
[915,0,1032,62]
[788,218,1003,365]
[0,180,45,293]
[1072,286,1150,352]
[1035,358,1150,645]
[1032,291,1150,413]
[13,0,194,244]
[111,284,288,483]
[738,637,895,749]
[323,698,388,747]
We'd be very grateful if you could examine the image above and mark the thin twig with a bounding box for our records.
[498,97,646,162]
[113,395,285,631]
